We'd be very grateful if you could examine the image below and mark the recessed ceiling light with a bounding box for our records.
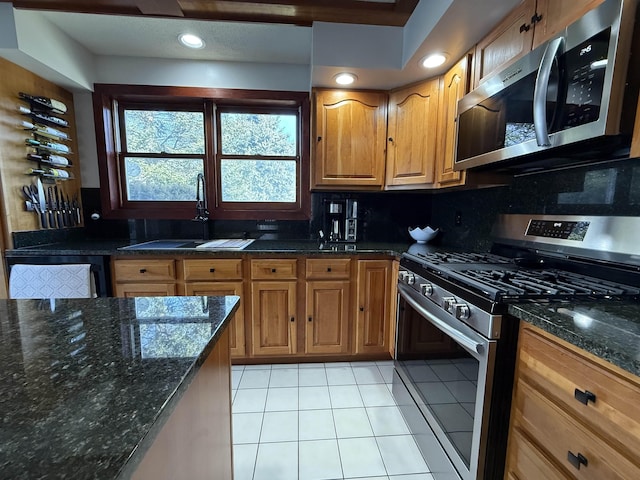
[179,33,205,49]
[334,73,357,86]
[421,53,447,69]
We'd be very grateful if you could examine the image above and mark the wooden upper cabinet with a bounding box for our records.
[312,89,388,189]
[473,0,536,88]
[532,0,605,49]
[436,55,470,187]
[385,78,440,189]
[474,0,606,88]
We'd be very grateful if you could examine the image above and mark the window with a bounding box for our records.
[217,109,299,207]
[119,106,205,202]
[94,85,310,220]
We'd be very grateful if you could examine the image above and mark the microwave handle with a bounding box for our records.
[533,37,564,146]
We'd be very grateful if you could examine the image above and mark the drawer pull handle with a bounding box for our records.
[271,268,277,273]
[139,268,147,273]
[209,268,216,273]
[567,451,588,470]
[327,267,332,272]
[574,388,596,405]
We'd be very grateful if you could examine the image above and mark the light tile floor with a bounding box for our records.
[232,361,434,480]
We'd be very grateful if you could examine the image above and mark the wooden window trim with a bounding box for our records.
[93,84,311,220]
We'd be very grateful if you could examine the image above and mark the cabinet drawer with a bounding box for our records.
[519,326,640,458]
[506,427,569,480]
[250,259,297,280]
[514,379,640,479]
[114,259,176,282]
[183,259,243,281]
[306,258,351,279]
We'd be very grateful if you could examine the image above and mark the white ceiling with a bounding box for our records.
[24,0,522,90]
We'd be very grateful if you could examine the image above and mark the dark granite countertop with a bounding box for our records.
[0,295,239,480]
[5,238,412,257]
[509,302,640,377]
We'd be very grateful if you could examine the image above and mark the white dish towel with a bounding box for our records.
[9,264,96,299]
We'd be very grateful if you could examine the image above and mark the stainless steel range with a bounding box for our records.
[393,214,640,480]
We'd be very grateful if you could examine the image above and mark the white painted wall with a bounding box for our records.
[94,56,311,91]
[73,93,100,188]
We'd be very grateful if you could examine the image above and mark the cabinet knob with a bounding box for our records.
[139,268,147,273]
[574,388,596,405]
[290,316,295,322]
[531,13,542,24]
[327,267,332,272]
[359,306,364,312]
[271,268,277,273]
[308,316,312,322]
[317,136,322,142]
[567,451,588,470]
[388,137,394,142]
[519,23,531,33]
[209,268,216,273]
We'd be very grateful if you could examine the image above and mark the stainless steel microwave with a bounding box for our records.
[455,0,640,172]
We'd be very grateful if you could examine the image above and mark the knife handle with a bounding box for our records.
[48,210,55,228]
[39,211,48,229]
[56,211,64,228]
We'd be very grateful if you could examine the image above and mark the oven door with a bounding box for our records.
[394,283,496,480]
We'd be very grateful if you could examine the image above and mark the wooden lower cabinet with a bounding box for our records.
[113,258,177,297]
[355,259,395,355]
[185,282,245,358]
[305,280,350,355]
[250,280,297,357]
[505,323,640,479]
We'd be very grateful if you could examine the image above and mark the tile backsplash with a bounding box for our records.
[13,157,639,250]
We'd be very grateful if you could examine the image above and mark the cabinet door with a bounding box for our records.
[313,89,387,188]
[532,0,605,50]
[473,0,536,88]
[251,281,297,356]
[115,283,177,297]
[386,78,440,188]
[305,280,350,355]
[355,260,393,354]
[185,282,246,359]
[436,56,470,187]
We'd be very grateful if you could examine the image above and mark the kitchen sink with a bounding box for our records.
[119,239,255,251]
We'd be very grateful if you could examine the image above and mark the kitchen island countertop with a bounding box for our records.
[509,301,640,377]
[0,295,239,479]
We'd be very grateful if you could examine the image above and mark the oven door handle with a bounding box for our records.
[399,285,484,355]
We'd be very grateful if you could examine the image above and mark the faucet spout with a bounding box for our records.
[194,173,209,222]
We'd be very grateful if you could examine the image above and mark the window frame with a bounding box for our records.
[93,84,310,220]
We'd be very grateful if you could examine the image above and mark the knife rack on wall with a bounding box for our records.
[0,57,83,240]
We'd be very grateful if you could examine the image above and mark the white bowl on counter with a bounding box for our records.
[408,226,438,244]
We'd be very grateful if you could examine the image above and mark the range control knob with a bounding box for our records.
[420,283,434,296]
[443,296,457,313]
[406,274,416,285]
[398,271,408,282]
[454,303,471,320]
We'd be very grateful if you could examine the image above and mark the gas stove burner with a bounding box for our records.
[412,251,511,265]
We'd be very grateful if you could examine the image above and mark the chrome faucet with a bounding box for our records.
[194,173,209,222]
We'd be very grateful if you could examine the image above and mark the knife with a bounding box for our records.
[47,187,56,228]
[65,193,75,226]
[54,185,65,228]
[35,178,48,229]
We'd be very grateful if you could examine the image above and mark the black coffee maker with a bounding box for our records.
[323,199,358,242]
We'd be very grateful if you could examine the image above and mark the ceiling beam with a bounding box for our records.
[12,0,419,26]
